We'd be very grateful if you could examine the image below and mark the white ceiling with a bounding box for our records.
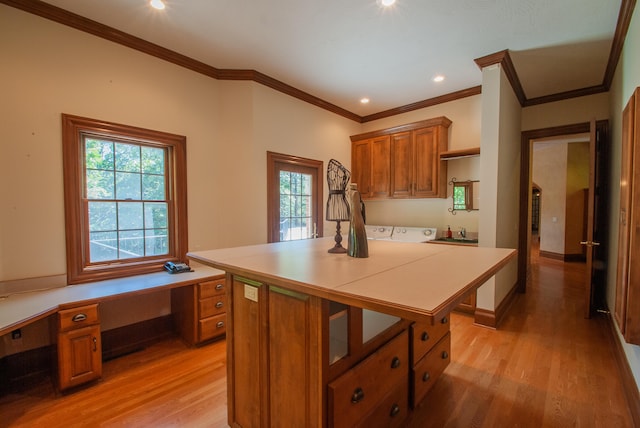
[40,0,622,117]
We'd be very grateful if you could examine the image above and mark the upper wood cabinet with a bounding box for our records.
[351,117,451,200]
[616,87,640,345]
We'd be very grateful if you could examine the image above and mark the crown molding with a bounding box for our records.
[2,0,635,122]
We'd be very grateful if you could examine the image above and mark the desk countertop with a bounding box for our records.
[188,237,516,323]
[0,267,224,336]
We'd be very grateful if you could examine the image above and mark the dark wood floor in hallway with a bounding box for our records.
[0,255,633,427]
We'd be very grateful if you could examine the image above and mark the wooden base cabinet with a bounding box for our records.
[55,304,102,391]
[226,274,453,427]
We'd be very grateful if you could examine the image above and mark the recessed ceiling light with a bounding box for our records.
[380,0,396,6]
[433,75,445,83]
[150,0,165,10]
[360,98,370,104]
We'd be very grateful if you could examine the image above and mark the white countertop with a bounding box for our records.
[188,237,516,322]
[0,267,224,336]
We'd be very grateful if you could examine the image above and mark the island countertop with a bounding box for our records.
[188,237,516,323]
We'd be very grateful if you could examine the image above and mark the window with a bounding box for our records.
[267,152,323,243]
[62,114,188,284]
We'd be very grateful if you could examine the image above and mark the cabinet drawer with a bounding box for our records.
[199,313,226,341]
[410,315,449,364]
[58,304,100,331]
[411,332,451,407]
[328,330,408,428]
[199,296,225,318]
[199,278,225,299]
[356,381,408,428]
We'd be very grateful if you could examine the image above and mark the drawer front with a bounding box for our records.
[411,315,449,363]
[58,304,100,331]
[199,296,225,318]
[411,332,451,407]
[328,330,408,428]
[199,313,226,341]
[199,277,225,299]
[356,381,408,428]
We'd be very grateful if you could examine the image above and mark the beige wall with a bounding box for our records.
[609,3,640,388]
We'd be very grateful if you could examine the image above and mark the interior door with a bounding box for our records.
[582,118,609,318]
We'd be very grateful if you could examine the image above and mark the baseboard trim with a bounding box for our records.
[605,311,640,425]
[473,280,520,329]
[102,315,174,360]
[539,250,564,260]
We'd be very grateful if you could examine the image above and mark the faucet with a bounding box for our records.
[458,227,466,238]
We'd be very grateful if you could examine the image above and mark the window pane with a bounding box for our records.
[115,143,141,172]
[280,195,290,217]
[280,171,290,195]
[301,174,311,195]
[119,230,144,259]
[146,229,168,256]
[141,146,165,174]
[89,231,118,262]
[86,170,114,199]
[88,202,117,232]
[116,172,142,200]
[85,139,114,170]
[118,202,143,230]
[142,174,165,200]
[144,202,168,229]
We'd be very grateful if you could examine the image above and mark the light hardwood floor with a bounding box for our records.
[0,254,634,427]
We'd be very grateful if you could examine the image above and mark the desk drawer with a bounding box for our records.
[410,315,449,364]
[199,278,225,298]
[199,313,226,341]
[199,296,225,318]
[328,330,408,428]
[411,332,451,407]
[58,304,100,331]
[356,381,408,428]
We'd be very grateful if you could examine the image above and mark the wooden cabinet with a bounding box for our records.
[616,87,640,345]
[351,135,390,199]
[351,117,451,200]
[328,330,409,428]
[172,275,226,345]
[454,291,477,314]
[55,304,102,391]
[409,315,450,407]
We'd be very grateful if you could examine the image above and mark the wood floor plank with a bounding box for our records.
[0,252,634,427]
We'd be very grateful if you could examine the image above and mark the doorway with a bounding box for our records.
[518,121,610,316]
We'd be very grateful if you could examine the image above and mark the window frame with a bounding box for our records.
[62,114,188,284]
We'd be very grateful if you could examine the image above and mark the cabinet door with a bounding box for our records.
[413,127,441,197]
[58,324,102,390]
[370,136,391,198]
[352,140,372,198]
[390,132,413,198]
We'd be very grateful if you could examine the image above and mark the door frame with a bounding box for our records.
[266,151,324,243]
[517,120,609,300]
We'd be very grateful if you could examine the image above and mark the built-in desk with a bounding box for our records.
[0,266,225,391]
[189,237,516,427]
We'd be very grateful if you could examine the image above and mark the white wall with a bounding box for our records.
[608,3,640,390]
[0,5,359,355]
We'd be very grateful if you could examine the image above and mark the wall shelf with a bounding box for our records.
[440,147,480,160]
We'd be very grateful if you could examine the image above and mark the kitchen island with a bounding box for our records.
[188,237,516,428]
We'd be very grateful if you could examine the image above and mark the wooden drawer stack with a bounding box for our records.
[198,277,226,341]
[172,275,226,345]
[328,330,409,428]
[410,315,451,407]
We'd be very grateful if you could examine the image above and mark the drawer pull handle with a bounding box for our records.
[215,284,224,290]
[92,337,97,352]
[390,404,401,418]
[351,387,365,404]
[216,321,225,328]
[390,357,401,369]
[215,301,224,309]
[72,313,87,322]
[441,351,449,359]
[441,316,448,324]
[421,331,429,341]
[422,372,431,382]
